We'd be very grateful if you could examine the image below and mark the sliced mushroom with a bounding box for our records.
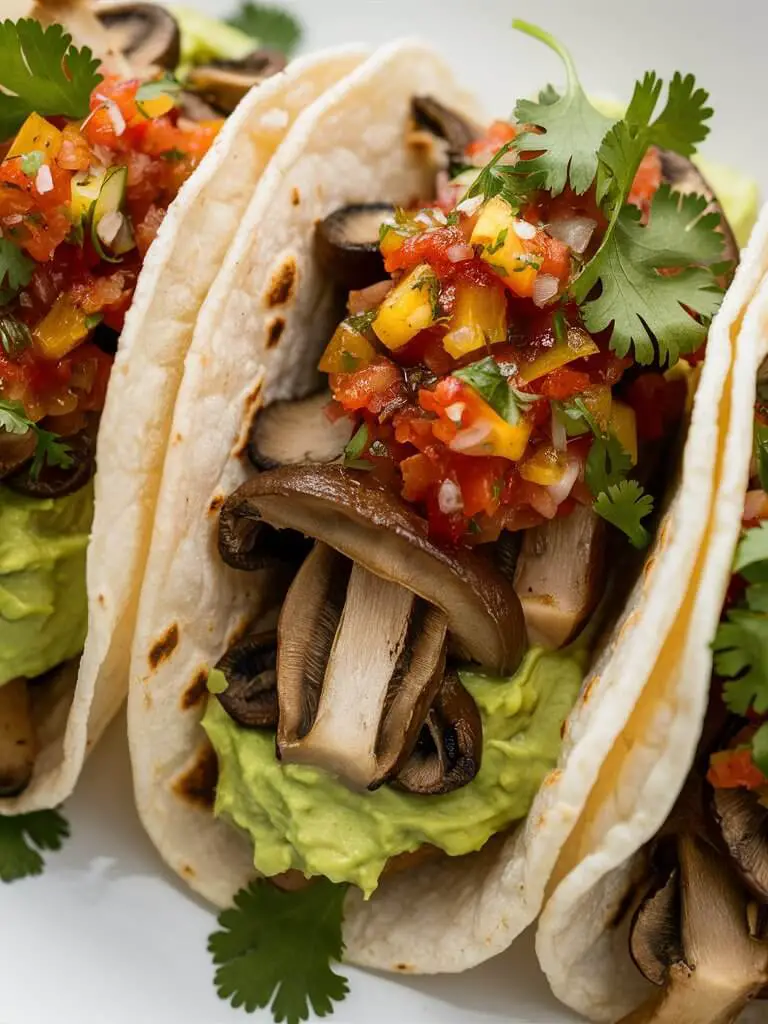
[186,51,287,114]
[277,543,448,790]
[315,204,395,290]
[711,786,768,902]
[659,149,739,270]
[411,96,482,167]
[394,669,482,795]
[6,425,95,499]
[0,427,37,480]
[94,1,180,70]
[513,504,606,649]
[630,861,684,986]
[215,630,278,729]
[623,832,768,1024]
[248,392,355,471]
[30,0,133,76]
[218,506,312,572]
[220,464,526,673]
[0,678,37,797]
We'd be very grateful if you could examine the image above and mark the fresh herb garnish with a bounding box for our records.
[0,311,32,357]
[464,140,525,209]
[0,809,69,882]
[411,269,443,320]
[552,310,568,347]
[454,357,538,426]
[136,73,181,103]
[227,4,303,56]
[755,423,768,493]
[0,399,73,479]
[160,147,186,163]
[19,150,45,176]
[715,522,768,774]
[209,878,349,1024]
[84,313,103,330]
[343,424,373,470]
[484,227,508,256]
[346,310,377,335]
[594,480,654,549]
[512,20,616,195]
[0,238,34,305]
[0,20,102,138]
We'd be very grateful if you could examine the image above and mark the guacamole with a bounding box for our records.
[203,648,583,897]
[0,484,92,687]
[172,6,256,78]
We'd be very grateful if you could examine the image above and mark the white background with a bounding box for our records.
[2,1,767,1022]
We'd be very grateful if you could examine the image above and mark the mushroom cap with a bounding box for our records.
[247,391,354,472]
[220,464,527,674]
[315,204,395,290]
[95,1,181,70]
[712,786,768,902]
[6,424,95,499]
[215,630,279,729]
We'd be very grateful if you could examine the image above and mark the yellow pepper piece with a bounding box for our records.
[34,296,90,361]
[319,321,378,374]
[455,403,532,461]
[7,113,63,163]
[135,93,176,120]
[578,385,612,432]
[518,326,599,383]
[443,281,507,358]
[70,168,106,224]
[373,263,438,350]
[609,400,638,465]
[519,445,566,485]
[471,196,538,298]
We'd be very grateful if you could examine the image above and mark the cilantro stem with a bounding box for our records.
[513,20,579,92]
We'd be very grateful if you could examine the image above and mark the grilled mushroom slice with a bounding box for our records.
[0,427,37,480]
[0,678,37,797]
[218,506,312,572]
[94,1,180,70]
[711,786,768,902]
[659,149,739,267]
[623,832,768,1024]
[277,543,448,789]
[220,464,526,672]
[395,669,482,795]
[186,51,287,114]
[513,504,607,648]
[6,425,95,499]
[316,204,396,290]
[411,96,482,167]
[248,392,355,471]
[215,630,278,729]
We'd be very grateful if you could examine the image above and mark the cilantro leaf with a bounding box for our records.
[464,141,526,209]
[0,398,30,435]
[0,20,102,138]
[343,423,369,462]
[454,357,538,425]
[227,4,303,56]
[512,21,616,195]
[751,721,768,778]
[754,424,768,495]
[593,480,654,547]
[346,310,377,335]
[136,73,182,103]
[0,312,32,358]
[563,397,631,493]
[20,150,45,176]
[0,400,73,478]
[576,188,724,366]
[0,809,69,882]
[210,878,349,1024]
[0,238,35,305]
[733,521,768,581]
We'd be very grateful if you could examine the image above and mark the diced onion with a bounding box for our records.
[533,274,560,308]
[96,211,124,246]
[551,406,567,452]
[546,456,581,505]
[445,402,466,424]
[456,194,484,217]
[513,219,536,240]
[446,243,474,263]
[96,94,125,137]
[548,216,597,255]
[348,279,392,314]
[449,422,492,452]
[527,486,558,519]
[35,164,53,194]
[438,478,464,514]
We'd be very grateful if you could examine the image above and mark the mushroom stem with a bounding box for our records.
[0,678,37,796]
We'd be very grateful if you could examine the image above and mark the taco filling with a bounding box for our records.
[202,20,739,911]
[0,3,284,796]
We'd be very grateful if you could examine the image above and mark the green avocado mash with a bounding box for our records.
[0,484,92,688]
[203,648,583,897]
[172,6,256,78]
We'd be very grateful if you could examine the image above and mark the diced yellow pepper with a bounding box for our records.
[443,281,507,358]
[135,93,176,120]
[471,196,538,298]
[373,263,438,350]
[609,400,638,465]
[456,403,532,461]
[518,326,599,383]
[34,296,90,360]
[319,321,378,374]
[379,228,404,262]
[7,113,62,163]
[579,385,612,432]
[70,168,106,224]
[519,445,566,485]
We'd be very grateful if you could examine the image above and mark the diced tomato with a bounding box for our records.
[629,147,662,210]
[453,455,506,517]
[707,747,767,791]
[383,225,467,276]
[400,452,438,502]
[465,120,517,162]
[134,204,166,256]
[529,230,571,281]
[536,366,591,401]
[393,410,435,451]
[330,359,403,413]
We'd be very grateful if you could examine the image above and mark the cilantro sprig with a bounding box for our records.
[0,809,69,882]
[210,878,349,1024]
[0,311,32,358]
[343,423,373,470]
[0,20,102,138]
[0,400,73,479]
[227,4,303,56]
[454,357,540,426]
[594,480,654,549]
[0,239,35,306]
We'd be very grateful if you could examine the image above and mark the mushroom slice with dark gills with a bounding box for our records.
[247,391,355,471]
[94,1,181,70]
[218,463,527,672]
[711,786,768,902]
[215,630,278,729]
[410,96,483,168]
[277,543,448,789]
[315,204,396,290]
[6,425,95,499]
[185,50,287,115]
[623,832,768,1024]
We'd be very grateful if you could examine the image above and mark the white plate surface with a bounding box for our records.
[2,2,767,1022]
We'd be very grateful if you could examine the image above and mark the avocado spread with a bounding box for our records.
[0,484,92,688]
[203,647,583,897]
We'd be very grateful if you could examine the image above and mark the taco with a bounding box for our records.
[0,1,366,813]
[126,21,751,1020]
[535,218,768,1023]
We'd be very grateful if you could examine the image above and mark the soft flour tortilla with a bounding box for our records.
[535,209,768,1021]
[126,40,756,975]
[0,48,367,815]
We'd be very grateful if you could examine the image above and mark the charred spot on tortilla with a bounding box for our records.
[181,864,196,879]
[291,187,301,206]
[182,669,210,710]
[97,593,106,607]
[266,317,285,348]
[173,742,218,809]
[265,257,297,307]
[209,494,225,514]
[148,623,179,670]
